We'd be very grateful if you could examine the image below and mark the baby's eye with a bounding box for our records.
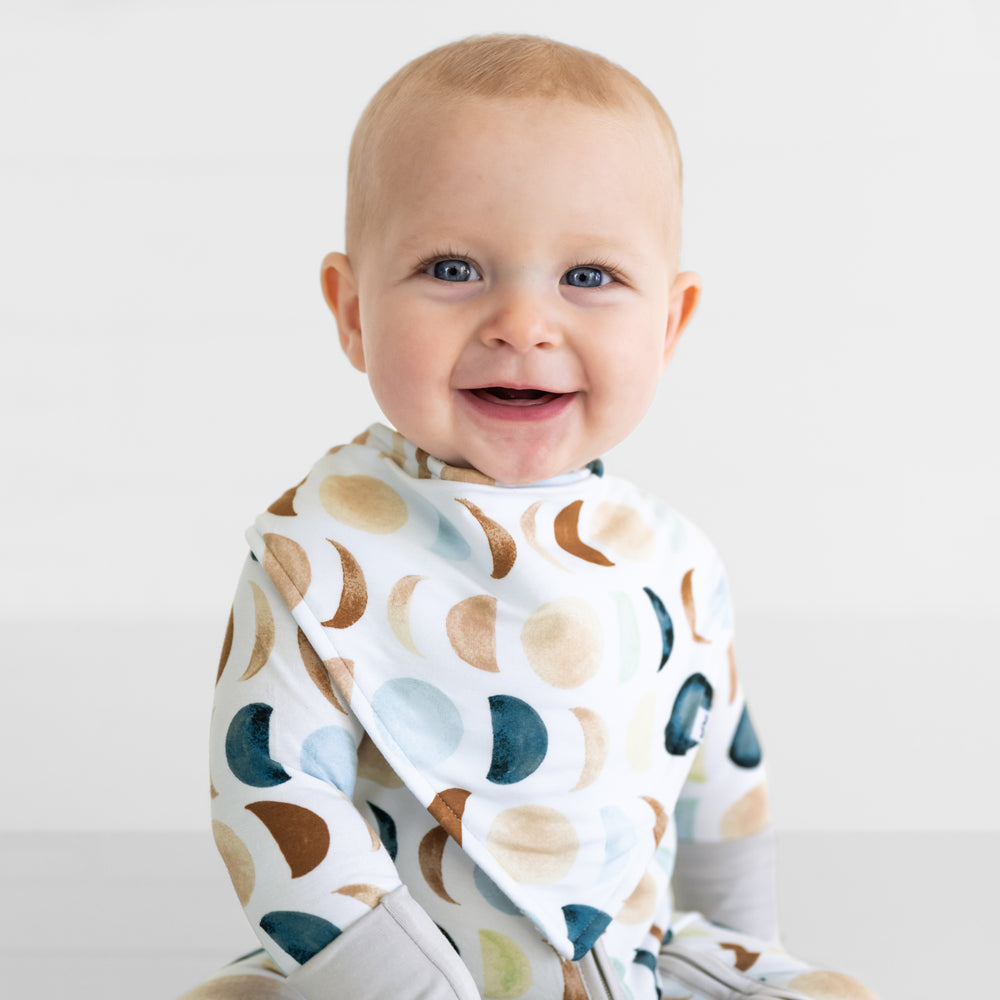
[429,259,481,282]
[562,266,612,288]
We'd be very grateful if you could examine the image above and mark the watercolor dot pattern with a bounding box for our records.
[207,425,789,998]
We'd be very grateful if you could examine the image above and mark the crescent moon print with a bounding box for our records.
[642,586,674,671]
[447,595,499,672]
[259,911,340,966]
[681,569,710,643]
[554,500,614,566]
[520,501,567,570]
[366,801,398,861]
[216,605,234,685]
[321,540,367,629]
[212,821,255,906]
[729,706,763,768]
[239,581,275,681]
[419,825,459,904]
[387,575,426,655]
[455,498,517,578]
[562,903,612,961]
[720,943,761,972]
[298,628,347,714]
[479,930,533,999]
[640,795,668,846]
[488,695,549,785]
[266,477,304,516]
[261,533,311,610]
[561,957,589,1000]
[245,800,330,878]
[333,883,386,908]
[570,707,609,791]
[225,703,291,788]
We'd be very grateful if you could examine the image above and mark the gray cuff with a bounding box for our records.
[671,829,781,942]
[287,886,481,1000]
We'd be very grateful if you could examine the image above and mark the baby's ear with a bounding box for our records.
[321,252,366,372]
[662,271,701,367]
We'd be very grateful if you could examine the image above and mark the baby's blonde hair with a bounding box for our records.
[345,34,683,256]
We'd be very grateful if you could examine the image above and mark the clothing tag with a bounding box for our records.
[693,706,710,745]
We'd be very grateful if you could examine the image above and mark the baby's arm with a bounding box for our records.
[210,554,479,999]
[669,568,779,941]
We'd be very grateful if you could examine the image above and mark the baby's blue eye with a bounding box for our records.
[430,259,480,282]
[563,266,610,288]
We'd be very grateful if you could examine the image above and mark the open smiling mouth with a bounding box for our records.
[469,387,565,406]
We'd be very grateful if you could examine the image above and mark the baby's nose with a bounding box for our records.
[479,287,563,351]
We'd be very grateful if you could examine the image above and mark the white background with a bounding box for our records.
[2,0,997,833]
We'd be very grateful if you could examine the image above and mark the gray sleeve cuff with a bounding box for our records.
[671,829,781,942]
[287,886,481,1000]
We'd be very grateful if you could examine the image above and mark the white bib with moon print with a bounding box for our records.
[246,423,734,963]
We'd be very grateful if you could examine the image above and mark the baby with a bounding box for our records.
[184,35,880,1000]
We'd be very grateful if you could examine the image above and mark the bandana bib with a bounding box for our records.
[247,424,733,961]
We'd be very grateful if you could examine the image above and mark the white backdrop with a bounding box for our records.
[2,0,997,832]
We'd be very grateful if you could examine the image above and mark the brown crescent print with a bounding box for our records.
[321,539,367,629]
[554,500,614,566]
[298,628,347,714]
[640,795,668,846]
[681,568,711,643]
[216,605,234,685]
[419,826,460,905]
[244,801,330,879]
[455,498,517,578]
[239,582,275,681]
[266,477,304,516]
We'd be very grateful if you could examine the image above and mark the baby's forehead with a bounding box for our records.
[380,91,676,169]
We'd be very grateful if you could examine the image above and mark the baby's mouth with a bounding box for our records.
[470,387,563,406]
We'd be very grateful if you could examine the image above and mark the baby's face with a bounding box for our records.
[327,96,699,484]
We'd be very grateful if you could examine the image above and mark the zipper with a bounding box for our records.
[579,940,626,1000]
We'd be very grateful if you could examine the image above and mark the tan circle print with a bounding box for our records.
[720,782,770,839]
[212,821,255,906]
[616,871,657,925]
[521,598,602,688]
[588,502,655,562]
[487,805,579,884]
[319,474,408,533]
[787,971,881,1000]
[447,594,499,672]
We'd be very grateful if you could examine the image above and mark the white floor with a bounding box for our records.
[0,831,994,998]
